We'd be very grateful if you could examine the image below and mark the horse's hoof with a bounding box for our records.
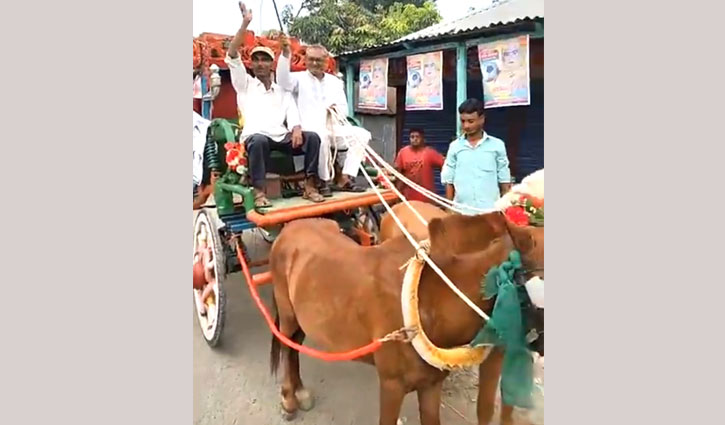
[280,407,297,421]
[295,388,315,411]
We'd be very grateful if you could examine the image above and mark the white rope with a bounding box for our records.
[326,109,339,183]
[325,109,494,321]
[362,143,498,215]
[362,143,458,209]
[357,160,491,322]
[325,108,476,213]
[360,150,429,227]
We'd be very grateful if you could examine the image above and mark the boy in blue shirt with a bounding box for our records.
[441,99,513,215]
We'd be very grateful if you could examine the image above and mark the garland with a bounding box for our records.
[504,194,544,227]
[470,251,534,409]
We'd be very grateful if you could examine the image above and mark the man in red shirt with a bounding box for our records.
[393,128,446,203]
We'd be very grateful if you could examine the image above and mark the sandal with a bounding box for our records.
[254,191,272,208]
[336,180,367,193]
[319,183,333,197]
[303,188,325,203]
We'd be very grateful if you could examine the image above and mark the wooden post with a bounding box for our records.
[456,43,467,136]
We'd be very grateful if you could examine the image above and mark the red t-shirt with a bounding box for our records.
[393,145,446,203]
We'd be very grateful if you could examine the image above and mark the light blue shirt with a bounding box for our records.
[441,133,512,215]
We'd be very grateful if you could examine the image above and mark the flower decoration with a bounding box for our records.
[225,142,247,175]
[376,170,393,189]
[504,194,544,227]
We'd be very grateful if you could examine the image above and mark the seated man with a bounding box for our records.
[276,34,368,194]
[225,2,324,207]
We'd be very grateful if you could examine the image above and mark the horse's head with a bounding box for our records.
[426,211,544,356]
[427,212,509,257]
[427,211,543,272]
[504,220,544,356]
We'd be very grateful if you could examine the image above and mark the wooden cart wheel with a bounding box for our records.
[355,207,381,245]
[193,209,227,347]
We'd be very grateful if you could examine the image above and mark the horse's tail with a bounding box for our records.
[270,297,282,377]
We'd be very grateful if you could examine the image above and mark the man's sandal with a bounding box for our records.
[254,192,272,208]
[319,183,333,197]
[336,180,367,192]
[303,189,325,203]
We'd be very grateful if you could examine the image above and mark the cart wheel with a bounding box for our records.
[193,209,227,347]
[355,207,380,244]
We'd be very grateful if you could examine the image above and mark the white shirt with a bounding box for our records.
[276,55,347,137]
[225,54,300,142]
[193,111,211,185]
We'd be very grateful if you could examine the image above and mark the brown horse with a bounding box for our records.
[268,212,544,425]
[380,203,543,423]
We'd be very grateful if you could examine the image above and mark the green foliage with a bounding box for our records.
[283,0,441,54]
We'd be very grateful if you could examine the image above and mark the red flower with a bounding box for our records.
[529,196,544,208]
[505,206,530,226]
[376,174,390,188]
[226,149,239,163]
[224,142,235,151]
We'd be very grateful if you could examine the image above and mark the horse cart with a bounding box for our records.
[192,118,397,346]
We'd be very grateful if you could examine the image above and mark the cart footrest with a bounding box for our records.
[219,208,257,234]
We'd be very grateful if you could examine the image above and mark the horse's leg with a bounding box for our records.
[500,404,515,425]
[378,377,406,425]
[417,379,444,425]
[476,348,505,425]
[277,315,302,420]
[271,276,304,421]
[288,331,315,411]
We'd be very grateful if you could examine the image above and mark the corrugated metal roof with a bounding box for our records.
[338,0,544,57]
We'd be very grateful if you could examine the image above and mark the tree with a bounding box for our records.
[282,0,441,54]
[356,0,428,11]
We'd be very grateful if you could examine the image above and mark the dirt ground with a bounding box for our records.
[193,219,544,425]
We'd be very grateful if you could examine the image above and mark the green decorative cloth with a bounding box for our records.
[470,251,534,409]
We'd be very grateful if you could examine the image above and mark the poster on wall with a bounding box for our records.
[405,51,443,111]
[477,35,531,108]
[358,57,389,110]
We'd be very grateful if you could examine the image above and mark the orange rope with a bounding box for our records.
[235,238,385,361]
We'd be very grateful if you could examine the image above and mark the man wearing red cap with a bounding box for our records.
[225,2,325,207]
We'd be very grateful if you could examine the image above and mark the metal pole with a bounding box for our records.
[456,43,467,136]
[201,75,211,120]
[271,0,285,32]
[346,63,355,118]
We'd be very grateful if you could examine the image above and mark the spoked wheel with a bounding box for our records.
[193,209,227,347]
[353,206,381,245]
